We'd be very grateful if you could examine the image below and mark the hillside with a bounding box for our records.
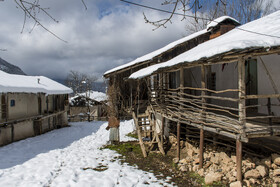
[0,58,26,75]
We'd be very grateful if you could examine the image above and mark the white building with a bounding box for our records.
[0,70,72,146]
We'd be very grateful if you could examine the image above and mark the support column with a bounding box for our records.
[237,56,246,181]
[238,57,246,133]
[236,140,242,181]
[180,67,184,91]
[179,67,184,113]
[177,122,181,160]
[199,65,206,168]
[176,67,184,162]
[199,128,204,169]
[267,98,273,135]
[161,116,165,144]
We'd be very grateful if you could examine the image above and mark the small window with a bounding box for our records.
[10,99,15,107]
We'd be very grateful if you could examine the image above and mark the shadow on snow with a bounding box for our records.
[0,121,105,169]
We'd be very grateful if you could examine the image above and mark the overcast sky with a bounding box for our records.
[0,0,279,82]
[0,0,193,82]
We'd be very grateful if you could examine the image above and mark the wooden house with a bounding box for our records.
[69,91,108,121]
[104,11,280,181]
[104,16,240,114]
[0,70,72,146]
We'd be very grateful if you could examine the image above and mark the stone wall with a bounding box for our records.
[170,136,280,186]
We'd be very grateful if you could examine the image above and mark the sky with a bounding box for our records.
[0,0,192,82]
[0,0,279,82]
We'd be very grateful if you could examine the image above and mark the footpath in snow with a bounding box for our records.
[0,120,172,187]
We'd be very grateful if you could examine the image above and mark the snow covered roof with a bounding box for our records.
[129,10,280,79]
[0,70,72,94]
[206,16,240,30]
[70,91,107,103]
[104,29,208,76]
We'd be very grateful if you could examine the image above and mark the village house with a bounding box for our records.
[104,10,280,183]
[0,70,72,146]
[69,91,107,121]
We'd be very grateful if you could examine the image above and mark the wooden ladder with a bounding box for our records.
[132,111,165,157]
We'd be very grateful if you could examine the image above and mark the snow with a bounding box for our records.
[129,10,280,80]
[104,29,208,76]
[206,16,240,30]
[0,70,72,94]
[0,120,172,187]
[72,90,107,102]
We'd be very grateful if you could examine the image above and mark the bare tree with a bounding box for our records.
[0,0,87,42]
[126,0,274,32]
[65,70,98,95]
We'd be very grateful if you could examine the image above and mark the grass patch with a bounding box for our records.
[126,132,138,139]
[103,142,142,156]
[102,142,226,186]
[189,172,204,185]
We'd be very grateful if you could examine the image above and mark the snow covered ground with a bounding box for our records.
[0,120,172,187]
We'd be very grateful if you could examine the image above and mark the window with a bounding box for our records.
[10,99,15,107]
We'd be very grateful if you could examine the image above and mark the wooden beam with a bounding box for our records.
[236,139,243,181]
[238,57,246,133]
[237,57,245,182]
[161,116,165,144]
[199,128,204,169]
[180,67,184,89]
[246,94,280,99]
[200,64,206,169]
[267,98,273,135]
[177,122,181,160]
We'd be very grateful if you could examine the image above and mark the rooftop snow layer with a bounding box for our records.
[129,10,280,79]
[0,70,72,94]
[206,16,240,30]
[104,29,208,76]
[71,91,107,102]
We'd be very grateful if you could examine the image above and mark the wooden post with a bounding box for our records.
[130,68,133,111]
[237,56,246,181]
[179,67,185,119]
[180,67,184,105]
[177,122,181,161]
[199,64,206,168]
[160,73,163,104]
[206,65,212,103]
[201,65,206,107]
[180,67,184,90]
[267,98,273,135]
[161,116,165,144]
[176,67,184,161]
[236,139,242,181]
[199,128,204,169]
[238,57,246,133]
